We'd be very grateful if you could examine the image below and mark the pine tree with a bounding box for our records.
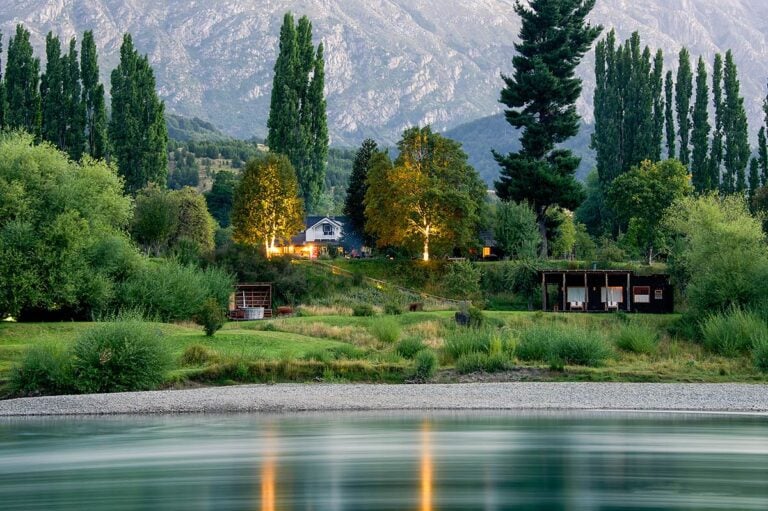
[109,34,168,193]
[63,38,85,160]
[664,71,675,159]
[675,48,693,166]
[758,127,768,186]
[344,139,378,245]
[749,158,760,202]
[722,51,750,194]
[266,13,328,211]
[5,25,41,138]
[690,57,711,191]
[495,0,601,257]
[81,31,108,159]
[709,54,724,190]
[40,32,65,148]
[651,49,665,162]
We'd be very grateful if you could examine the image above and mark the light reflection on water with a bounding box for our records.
[0,412,767,510]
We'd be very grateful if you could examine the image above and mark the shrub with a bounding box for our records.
[180,344,219,366]
[455,352,509,374]
[71,319,171,393]
[753,337,768,372]
[412,349,438,381]
[444,260,482,302]
[369,317,401,344]
[615,323,659,355]
[518,325,611,367]
[384,303,403,315]
[196,298,226,336]
[396,337,426,359]
[10,344,74,396]
[468,306,486,328]
[701,307,768,357]
[444,327,492,362]
[119,259,234,322]
[353,304,375,317]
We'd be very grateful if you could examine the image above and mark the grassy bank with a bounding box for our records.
[2,310,766,397]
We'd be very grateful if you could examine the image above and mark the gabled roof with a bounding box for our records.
[305,216,347,230]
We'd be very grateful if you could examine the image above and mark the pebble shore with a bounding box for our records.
[1,383,767,416]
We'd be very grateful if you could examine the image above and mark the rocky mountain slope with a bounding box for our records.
[2,0,768,146]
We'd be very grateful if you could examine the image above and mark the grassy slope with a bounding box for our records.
[2,312,765,393]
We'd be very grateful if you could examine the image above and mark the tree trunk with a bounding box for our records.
[265,240,271,259]
[423,225,430,262]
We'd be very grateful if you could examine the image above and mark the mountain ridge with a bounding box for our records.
[2,0,768,146]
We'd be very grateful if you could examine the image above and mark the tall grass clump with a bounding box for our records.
[396,337,426,359]
[10,344,74,396]
[412,349,438,381]
[180,344,220,366]
[752,336,768,372]
[369,317,401,344]
[701,307,768,357]
[119,259,234,322]
[71,318,171,393]
[518,325,611,367]
[455,352,509,374]
[444,327,492,362]
[615,323,659,355]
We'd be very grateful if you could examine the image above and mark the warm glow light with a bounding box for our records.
[421,421,433,511]
[261,433,277,511]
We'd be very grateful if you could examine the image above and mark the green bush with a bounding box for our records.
[396,337,426,359]
[753,337,768,372]
[369,317,401,344]
[701,307,768,357]
[468,306,486,328]
[444,260,482,302]
[444,327,492,362]
[196,298,226,336]
[180,344,220,366]
[615,323,659,354]
[353,304,375,317]
[384,303,403,315]
[455,352,509,374]
[10,344,74,396]
[119,259,234,322]
[412,349,438,381]
[518,325,612,367]
[71,319,171,393]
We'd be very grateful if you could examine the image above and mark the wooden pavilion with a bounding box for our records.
[540,270,673,314]
[228,283,273,320]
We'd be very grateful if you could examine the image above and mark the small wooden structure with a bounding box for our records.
[540,270,673,314]
[229,283,273,320]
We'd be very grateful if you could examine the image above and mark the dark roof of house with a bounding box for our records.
[305,215,348,229]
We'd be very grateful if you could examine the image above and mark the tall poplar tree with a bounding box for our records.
[0,31,4,129]
[109,34,168,193]
[749,158,760,201]
[664,71,675,159]
[709,54,724,190]
[81,31,108,159]
[5,24,41,138]
[40,33,65,148]
[690,57,711,191]
[759,127,768,186]
[722,51,750,194]
[267,13,328,211]
[496,0,601,256]
[651,50,665,162]
[344,138,378,244]
[592,30,621,185]
[63,38,85,160]
[675,48,693,167]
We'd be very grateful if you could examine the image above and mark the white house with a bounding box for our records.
[277,216,347,257]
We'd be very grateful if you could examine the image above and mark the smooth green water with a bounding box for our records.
[1,412,766,510]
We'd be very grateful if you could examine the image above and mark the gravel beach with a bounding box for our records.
[1,383,767,416]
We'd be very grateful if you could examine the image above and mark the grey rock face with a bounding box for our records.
[1,0,767,145]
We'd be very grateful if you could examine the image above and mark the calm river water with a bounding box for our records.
[1,412,766,510]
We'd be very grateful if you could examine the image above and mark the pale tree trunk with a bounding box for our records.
[265,240,271,259]
[422,225,430,262]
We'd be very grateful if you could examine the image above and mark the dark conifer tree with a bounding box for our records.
[40,33,65,148]
[651,50,665,162]
[5,25,41,138]
[81,31,108,159]
[675,48,693,166]
[0,31,4,129]
[709,54,724,190]
[749,158,760,202]
[495,0,601,256]
[109,34,168,193]
[344,139,378,245]
[592,30,621,185]
[267,13,328,211]
[664,71,675,159]
[722,51,750,194]
[758,127,768,186]
[690,57,711,191]
[63,38,85,160]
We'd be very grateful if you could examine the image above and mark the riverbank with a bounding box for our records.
[1,383,767,416]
